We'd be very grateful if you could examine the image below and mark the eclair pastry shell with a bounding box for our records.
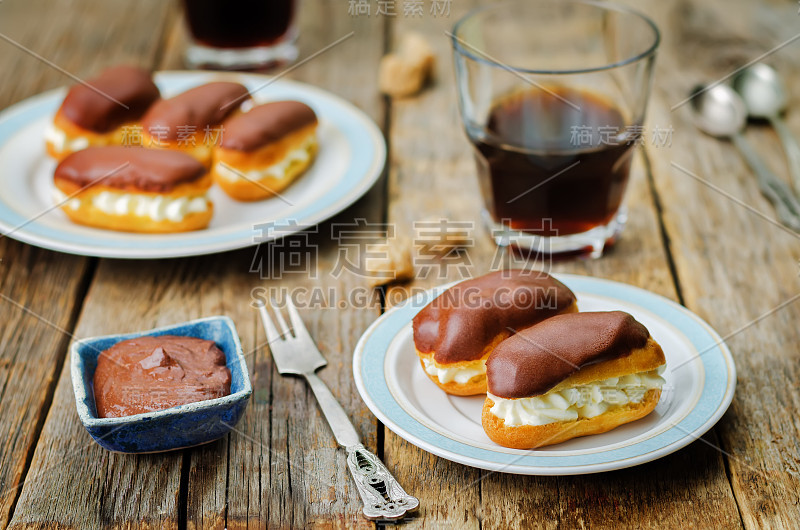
[416,354,489,396]
[541,336,665,394]
[53,176,213,233]
[46,111,133,161]
[212,124,317,201]
[482,337,666,448]
[482,388,661,449]
[416,300,578,396]
[140,133,216,167]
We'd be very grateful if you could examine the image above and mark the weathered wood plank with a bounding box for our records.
[155,3,390,528]
[7,0,800,526]
[643,0,800,527]
[223,8,388,528]
[380,6,488,527]
[0,243,91,529]
[0,1,179,528]
[8,257,201,529]
[3,1,182,528]
[381,1,741,528]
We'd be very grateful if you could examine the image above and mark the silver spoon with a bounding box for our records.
[732,63,800,194]
[689,83,800,232]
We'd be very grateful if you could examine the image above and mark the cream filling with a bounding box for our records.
[52,188,82,211]
[422,357,486,384]
[53,188,209,223]
[44,122,91,152]
[488,367,666,427]
[214,136,316,183]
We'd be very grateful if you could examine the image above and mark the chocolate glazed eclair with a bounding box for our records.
[46,65,160,160]
[141,81,251,166]
[54,146,213,233]
[482,311,667,449]
[412,270,578,396]
[211,101,318,201]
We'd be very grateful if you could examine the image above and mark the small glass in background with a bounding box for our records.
[183,0,299,71]
[451,0,659,258]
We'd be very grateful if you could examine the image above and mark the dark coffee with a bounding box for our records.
[183,0,295,49]
[470,87,638,237]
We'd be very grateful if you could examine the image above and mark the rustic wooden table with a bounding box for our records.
[0,0,798,528]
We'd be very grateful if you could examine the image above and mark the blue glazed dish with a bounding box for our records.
[70,316,252,453]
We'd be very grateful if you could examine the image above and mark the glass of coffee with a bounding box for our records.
[452,0,659,257]
[183,0,299,70]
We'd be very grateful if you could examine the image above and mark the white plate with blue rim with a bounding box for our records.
[0,71,385,258]
[353,273,736,475]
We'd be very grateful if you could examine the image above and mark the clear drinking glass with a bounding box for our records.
[183,0,299,70]
[451,0,659,258]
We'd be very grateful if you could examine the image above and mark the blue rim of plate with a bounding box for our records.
[353,273,736,475]
[0,71,385,259]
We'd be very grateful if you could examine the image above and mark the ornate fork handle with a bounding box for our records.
[345,444,420,520]
[256,300,419,521]
[303,373,419,520]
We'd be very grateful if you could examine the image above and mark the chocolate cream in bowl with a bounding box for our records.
[93,335,231,418]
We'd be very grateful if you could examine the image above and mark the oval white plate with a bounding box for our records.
[353,274,736,475]
[0,71,385,258]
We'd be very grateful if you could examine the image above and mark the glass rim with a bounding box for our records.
[450,0,661,76]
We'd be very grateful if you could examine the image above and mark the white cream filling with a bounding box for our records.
[214,136,316,183]
[488,367,666,427]
[44,122,91,152]
[53,188,209,223]
[422,357,486,384]
[52,188,81,211]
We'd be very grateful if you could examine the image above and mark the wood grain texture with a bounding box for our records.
[0,0,174,528]
[221,5,389,526]
[381,1,741,528]
[4,0,800,527]
[3,1,179,529]
[0,242,91,529]
[642,0,800,528]
[157,3,389,529]
[8,258,203,529]
[380,4,493,528]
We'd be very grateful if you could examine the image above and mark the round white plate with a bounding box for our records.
[353,274,736,475]
[0,71,385,258]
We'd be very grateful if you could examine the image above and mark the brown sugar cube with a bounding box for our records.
[366,238,415,287]
[378,33,436,98]
[399,32,435,73]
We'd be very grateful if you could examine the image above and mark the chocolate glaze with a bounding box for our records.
[141,82,250,141]
[59,65,160,133]
[412,270,576,364]
[486,311,651,398]
[93,335,231,418]
[54,146,207,192]
[219,101,317,152]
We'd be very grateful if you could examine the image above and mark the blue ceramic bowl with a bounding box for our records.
[70,316,252,453]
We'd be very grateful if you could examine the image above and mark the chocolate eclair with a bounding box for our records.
[45,65,160,160]
[412,270,577,396]
[54,146,213,233]
[211,101,318,201]
[482,311,666,449]
[141,81,251,166]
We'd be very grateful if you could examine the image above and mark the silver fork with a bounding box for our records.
[256,298,419,521]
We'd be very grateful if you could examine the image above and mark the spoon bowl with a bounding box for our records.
[686,82,800,232]
[732,63,788,119]
[689,84,747,138]
[732,62,800,194]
